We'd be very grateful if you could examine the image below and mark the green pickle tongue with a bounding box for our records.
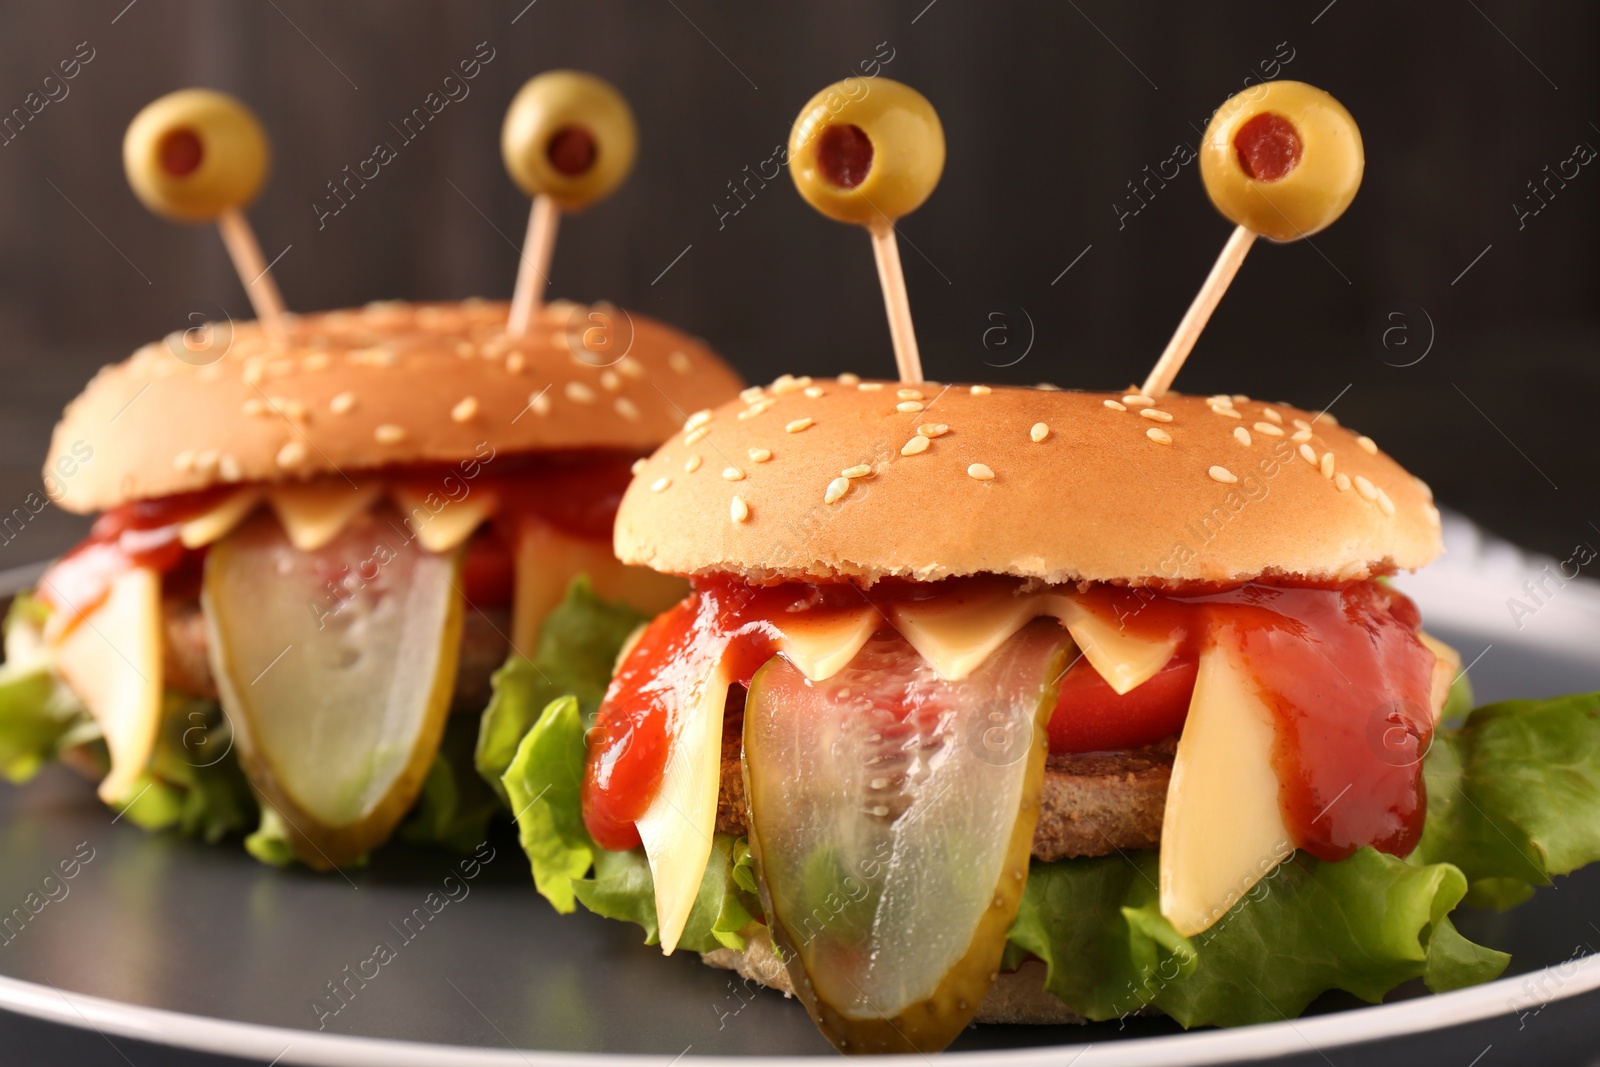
[203,507,465,868]
[742,620,1069,1054]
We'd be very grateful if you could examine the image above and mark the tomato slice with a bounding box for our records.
[1047,652,1198,753]
[460,529,515,607]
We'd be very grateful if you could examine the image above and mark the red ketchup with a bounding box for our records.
[584,577,1438,863]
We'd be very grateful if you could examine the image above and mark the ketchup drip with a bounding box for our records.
[584,576,1439,863]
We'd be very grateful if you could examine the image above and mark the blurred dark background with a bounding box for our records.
[1,0,1596,562]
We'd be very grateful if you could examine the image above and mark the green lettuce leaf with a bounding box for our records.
[1416,690,1600,906]
[503,692,760,951]
[475,577,645,802]
[400,714,498,853]
[113,695,256,845]
[1008,848,1507,1027]
[0,593,93,783]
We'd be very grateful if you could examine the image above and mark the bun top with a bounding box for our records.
[44,300,742,513]
[614,379,1443,587]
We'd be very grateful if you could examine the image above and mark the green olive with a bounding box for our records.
[501,71,637,212]
[1199,80,1363,242]
[788,78,945,227]
[123,89,269,223]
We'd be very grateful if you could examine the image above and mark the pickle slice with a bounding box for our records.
[743,621,1069,1053]
[203,507,464,868]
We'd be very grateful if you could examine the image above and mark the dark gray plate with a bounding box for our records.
[3,517,1600,1066]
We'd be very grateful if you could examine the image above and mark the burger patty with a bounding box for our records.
[714,732,1175,860]
[160,596,511,713]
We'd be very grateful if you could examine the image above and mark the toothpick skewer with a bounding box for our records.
[500,72,639,338]
[1141,225,1254,398]
[508,194,560,337]
[1140,81,1366,397]
[216,206,289,345]
[869,223,923,384]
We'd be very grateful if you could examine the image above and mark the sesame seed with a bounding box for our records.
[456,341,478,358]
[451,396,480,423]
[1103,399,1127,412]
[243,398,268,417]
[837,372,861,386]
[529,391,552,416]
[786,418,814,433]
[506,352,526,375]
[1234,427,1252,446]
[1298,443,1317,465]
[686,409,714,429]
[804,385,825,398]
[615,397,641,421]
[1357,435,1378,455]
[1414,477,1434,501]
[970,385,992,396]
[1321,452,1337,479]
[730,496,749,524]
[375,424,406,444]
[632,459,647,475]
[242,362,264,387]
[897,401,925,413]
[600,370,621,392]
[1290,429,1313,444]
[566,382,596,403]
[330,391,356,415]
[1253,421,1284,436]
[1322,413,1341,427]
[738,399,775,420]
[276,441,308,468]
[1354,475,1378,502]
[1209,394,1232,405]
[842,464,872,479]
[1233,395,1251,405]
[1376,488,1396,517]
[1208,465,1237,484]
[1292,418,1311,431]
[1146,428,1172,445]
[722,467,745,481]
[668,351,692,375]
[919,423,950,438]
[302,352,331,372]
[1030,422,1050,443]
[967,463,995,481]
[1261,407,1283,424]
[1423,501,1441,526]
[748,448,772,463]
[901,435,931,456]
[218,455,242,482]
[173,449,196,472]
[1123,394,1155,408]
[740,386,766,403]
[1335,472,1352,492]
[858,382,885,391]
[651,477,672,493]
[1209,405,1243,419]
[770,374,812,394]
[824,477,851,504]
[266,359,295,378]
[684,454,702,473]
[897,388,924,400]
[617,356,645,379]
[1140,408,1174,422]
[684,426,709,445]
[194,449,219,473]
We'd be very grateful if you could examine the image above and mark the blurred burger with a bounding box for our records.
[3,298,740,867]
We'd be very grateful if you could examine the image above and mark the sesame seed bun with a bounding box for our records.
[614,379,1442,587]
[44,299,743,514]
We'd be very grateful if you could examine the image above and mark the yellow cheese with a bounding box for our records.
[512,520,687,654]
[1419,631,1461,720]
[1159,636,1293,937]
[776,606,881,681]
[178,489,264,548]
[635,655,732,954]
[47,566,164,804]
[270,483,383,551]
[1046,595,1178,695]
[889,588,1038,681]
[389,486,497,554]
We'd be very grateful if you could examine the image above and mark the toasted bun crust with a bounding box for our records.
[615,380,1442,586]
[45,300,742,514]
[701,927,1086,1026]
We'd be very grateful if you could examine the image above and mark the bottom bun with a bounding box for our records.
[700,925,1088,1026]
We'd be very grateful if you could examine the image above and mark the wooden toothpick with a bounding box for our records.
[216,207,288,346]
[1141,225,1257,398]
[869,222,923,385]
[508,193,560,338]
